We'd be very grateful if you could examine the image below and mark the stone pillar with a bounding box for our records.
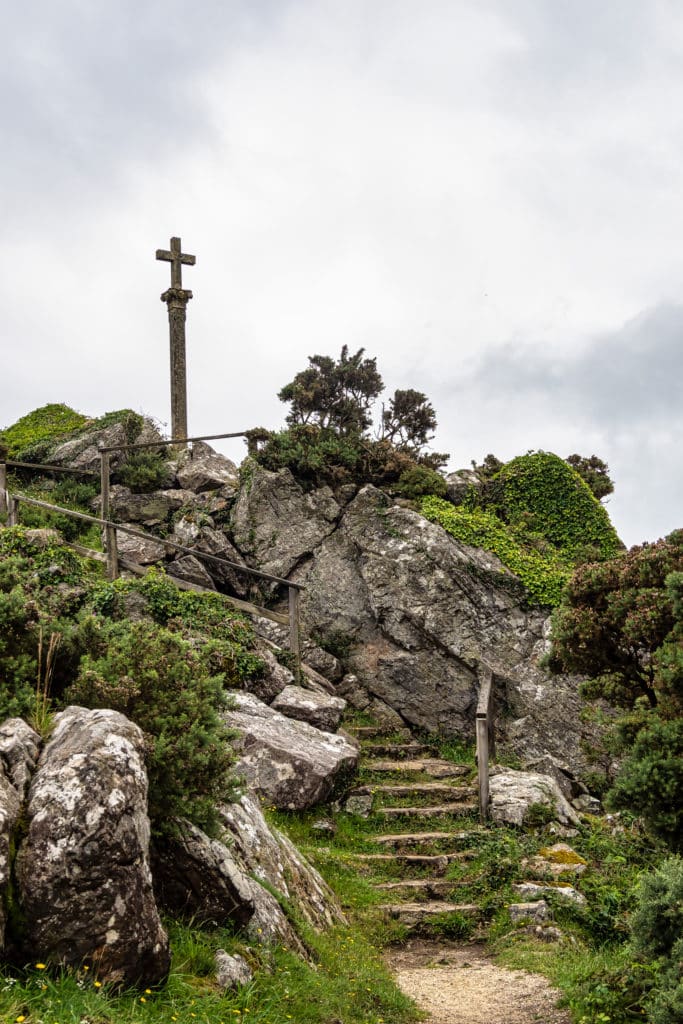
[161,287,192,441]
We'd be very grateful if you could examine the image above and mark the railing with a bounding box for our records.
[476,663,496,822]
[0,483,303,672]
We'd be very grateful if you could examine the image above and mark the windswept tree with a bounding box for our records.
[565,453,614,501]
[278,346,383,436]
[255,347,447,490]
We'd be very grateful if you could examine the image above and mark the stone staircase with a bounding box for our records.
[343,721,485,932]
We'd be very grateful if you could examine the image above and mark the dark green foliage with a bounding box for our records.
[0,531,264,832]
[565,453,615,501]
[257,347,447,489]
[483,451,621,560]
[280,345,384,435]
[421,496,570,606]
[392,465,448,500]
[549,530,683,712]
[607,719,683,851]
[116,450,169,492]
[630,857,683,1024]
[380,388,437,454]
[64,618,237,834]
[471,452,504,480]
[0,403,88,458]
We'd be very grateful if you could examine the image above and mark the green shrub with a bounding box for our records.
[64,617,237,834]
[0,403,88,459]
[630,858,683,1024]
[116,451,169,492]
[482,451,622,560]
[607,718,683,852]
[392,465,447,500]
[421,496,570,606]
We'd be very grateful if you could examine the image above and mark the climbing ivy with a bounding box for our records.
[481,451,621,560]
[421,496,570,607]
[0,403,88,458]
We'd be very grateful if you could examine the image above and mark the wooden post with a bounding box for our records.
[288,586,301,678]
[476,717,490,823]
[99,447,119,580]
[7,496,18,527]
[476,666,494,823]
[0,460,7,516]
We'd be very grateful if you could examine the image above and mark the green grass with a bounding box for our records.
[0,919,421,1024]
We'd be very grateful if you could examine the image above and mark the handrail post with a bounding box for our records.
[476,665,494,823]
[0,458,7,516]
[288,585,301,679]
[7,496,18,527]
[99,446,119,580]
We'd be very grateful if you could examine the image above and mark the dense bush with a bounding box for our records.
[116,450,169,492]
[64,618,237,833]
[606,718,683,851]
[0,403,88,459]
[0,529,263,832]
[421,496,570,606]
[630,857,683,1024]
[478,451,622,560]
[254,346,447,490]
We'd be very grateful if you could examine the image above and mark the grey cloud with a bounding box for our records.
[461,303,683,432]
[0,0,290,219]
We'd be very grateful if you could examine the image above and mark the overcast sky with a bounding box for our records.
[2,0,682,547]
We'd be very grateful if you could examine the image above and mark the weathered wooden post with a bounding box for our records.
[7,496,19,528]
[0,445,7,516]
[99,445,119,580]
[288,585,302,678]
[476,665,494,822]
[156,236,196,441]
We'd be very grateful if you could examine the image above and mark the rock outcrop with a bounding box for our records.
[488,769,580,827]
[224,693,358,810]
[14,707,170,987]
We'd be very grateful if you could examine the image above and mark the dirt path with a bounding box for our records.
[385,940,571,1024]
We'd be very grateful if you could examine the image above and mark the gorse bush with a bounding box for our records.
[0,403,88,459]
[0,528,264,833]
[65,618,237,834]
[630,857,683,1024]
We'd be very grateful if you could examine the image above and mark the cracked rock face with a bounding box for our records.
[231,466,341,579]
[224,692,358,810]
[14,707,170,987]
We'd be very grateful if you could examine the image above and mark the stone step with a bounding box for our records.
[376,878,467,897]
[361,742,433,758]
[373,830,476,847]
[346,851,474,866]
[364,759,471,778]
[378,802,477,819]
[347,725,411,740]
[365,783,474,800]
[379,901,481,928]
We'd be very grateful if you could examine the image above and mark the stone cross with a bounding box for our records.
[156,236,196,440]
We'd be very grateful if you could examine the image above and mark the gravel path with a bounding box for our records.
[386,940,571,1024]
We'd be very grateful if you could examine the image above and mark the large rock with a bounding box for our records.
[489,769,580,827]
[107,485,197,524]
[0,720,40,953]
[116,525,167,565]
[167,554,216,590]
[172,517,251,596]
[231,466,341,578]
[176,442,239,493]
[220,794,346,932]
[274,484,597,776]
[15,707,170,987]
[52,418,164,472]
[271,685,346,732]
[224,693,358,810]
